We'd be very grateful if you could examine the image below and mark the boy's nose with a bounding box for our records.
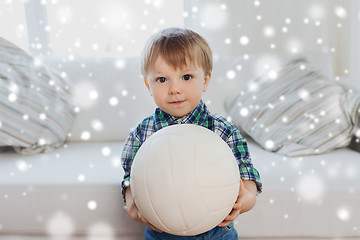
[169,81,181,94]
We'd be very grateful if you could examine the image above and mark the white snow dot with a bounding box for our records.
[8,82,19,93]
[297,174,324,202]
[91,119,104,132]
[81,131,91,141]
[115,59,126,69]
[92,44,99,50]
[263,26,275,38]
[47,211,75,237]
[101,147,111,156]
[39,113,47,120]
[265,140,275,150]
[334,6,347,19]
[226,70,236,80]
[61,72,67,78]
[99,17,106,23]
[240,36,250,45]
[121,90,128,97]
[109,97,119,106]
[337,208,350,221]
[38,138,46,145]
[268,70,278,79]
[87,222,115,239]
[248,82,258,92]
[8,93,17,102]
[78,174,85,182]
[298,89,310,100]
[112,157,121,168]
[200,3,228,30]
[353,128,360,138]
[240,108,249,117]
[89,90,98,100]
[33,58,43,66]
[88,201,97,210]
[16,160,29,172]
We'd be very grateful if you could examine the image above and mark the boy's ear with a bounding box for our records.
[144,78,152,95]
[203,73,211,92]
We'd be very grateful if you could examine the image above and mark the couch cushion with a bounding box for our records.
[237,139,360,238]
[0,141,145,237]
[0,140,359,238]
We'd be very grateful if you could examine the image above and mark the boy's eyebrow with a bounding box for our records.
[180,66,197,72]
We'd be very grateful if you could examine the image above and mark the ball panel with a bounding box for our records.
[200,184,239,212]
[194,140,240,188]
[149,134,199,232]
[163,134,211,233]
[131,135,175,232]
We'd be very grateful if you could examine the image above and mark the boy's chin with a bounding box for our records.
[163,108,191,118]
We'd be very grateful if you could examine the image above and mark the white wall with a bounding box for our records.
[185,0,352,79]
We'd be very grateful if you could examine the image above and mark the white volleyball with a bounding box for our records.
[130,124,240,236]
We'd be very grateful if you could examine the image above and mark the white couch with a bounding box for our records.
[1,52,359,239]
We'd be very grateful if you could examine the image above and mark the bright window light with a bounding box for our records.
[0,1,28,51]
[45,0,184,57]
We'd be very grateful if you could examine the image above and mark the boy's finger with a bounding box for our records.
[217,220,231,227]
[226,207,241,220]
[148,225,163,233]
[233,201,243,209]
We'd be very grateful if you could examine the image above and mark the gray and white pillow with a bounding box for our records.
[225,58,360,156]
[0,37,76,154]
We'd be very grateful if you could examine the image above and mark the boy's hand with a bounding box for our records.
[125,187,163,232]
[217,179,257,227]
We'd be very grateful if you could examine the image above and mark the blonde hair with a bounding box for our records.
[141,27,213,76]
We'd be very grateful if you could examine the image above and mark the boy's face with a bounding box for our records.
[144,56,211,117]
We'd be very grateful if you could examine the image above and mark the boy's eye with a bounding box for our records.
[157,77,166,83]
[182,74,192,81]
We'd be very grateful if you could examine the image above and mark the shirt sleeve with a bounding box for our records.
[121,130,142,202]
[227,129,263,193]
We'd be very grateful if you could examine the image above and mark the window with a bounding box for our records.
[1,0,184,57]
[0,0,28,50]
[45,0,183,57]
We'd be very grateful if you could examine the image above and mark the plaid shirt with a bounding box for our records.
[121,100,262,199]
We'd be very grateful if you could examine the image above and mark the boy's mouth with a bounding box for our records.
[169,100,185,105]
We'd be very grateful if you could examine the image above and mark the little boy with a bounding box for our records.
[121,27,262,240]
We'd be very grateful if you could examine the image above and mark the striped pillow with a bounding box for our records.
[0,37,76,154]
[225,58,360,156]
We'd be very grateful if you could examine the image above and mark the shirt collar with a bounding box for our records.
[154,100,208,131]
